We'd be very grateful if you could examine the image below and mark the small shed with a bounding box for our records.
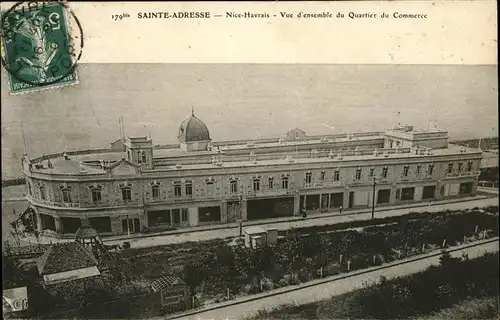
[151,275,190,314]
[266,228,279,245]
[244,226,267,248]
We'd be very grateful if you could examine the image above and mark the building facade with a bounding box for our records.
[21,113,482,237]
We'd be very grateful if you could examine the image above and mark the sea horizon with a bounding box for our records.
[1,64,498,178]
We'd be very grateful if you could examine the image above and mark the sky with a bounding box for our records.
[1,63,498,178]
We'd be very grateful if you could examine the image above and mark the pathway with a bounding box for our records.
[167,238,499,320]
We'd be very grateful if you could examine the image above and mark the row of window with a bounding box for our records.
[127,150,148,164]
[29,161,475,203]
[448,161,474,174]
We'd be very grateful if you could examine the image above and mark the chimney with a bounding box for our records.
[63,152,70,160]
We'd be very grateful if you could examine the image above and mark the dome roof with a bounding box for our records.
[178,111,211,143]
[75,224,99,239]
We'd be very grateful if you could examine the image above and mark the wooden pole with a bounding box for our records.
[422,243,425,252]
[475,225,479,234]
[339,254,343,264]
[347,260,351,271]
[442,239,446,248]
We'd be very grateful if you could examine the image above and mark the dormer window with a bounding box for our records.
[467,161,473,172]
[369,168,374,177]
[320,171,326,181]
[447,163,453,174]
[141,151,147,164]
[416,164,422,175]
[458,162,463,172]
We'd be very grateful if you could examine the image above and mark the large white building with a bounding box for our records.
[21,112,482,237]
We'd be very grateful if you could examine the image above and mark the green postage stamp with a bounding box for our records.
[0,1,83,95]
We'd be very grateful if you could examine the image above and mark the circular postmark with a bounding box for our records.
[0,0,84,88]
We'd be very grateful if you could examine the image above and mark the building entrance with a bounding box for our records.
[247,197,294,220]
[122,218,140,234]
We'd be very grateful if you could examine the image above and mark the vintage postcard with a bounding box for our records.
[1,1,498,320]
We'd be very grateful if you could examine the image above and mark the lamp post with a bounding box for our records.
[239,195,243,238]
[371,176,376,220]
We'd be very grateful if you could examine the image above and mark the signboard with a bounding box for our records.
[3,287,28,313]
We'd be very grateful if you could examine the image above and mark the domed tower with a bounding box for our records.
[75,223,103,258]
[177,109,211,151]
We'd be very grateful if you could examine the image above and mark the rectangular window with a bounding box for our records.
[121,188,132,201]
[181,208,188,222]
[467,161,473,172]
[305,172,312,184]
[282,177,289,189]
[185,183,193,197]
[403,166,409,177]
[334,170,340,181]
[268,177,274,189]
[136,151,142,164]
[369,168,374,177]
[401,187,415,201]
[230,180,238,194]
[416,164,422,175]
[152,185,160,199]
[174,183,182,197]
[91,189,102,203]
[355,169,362,181]
[141,151,147,164]
[39,187,46,200]
[382,167,388,178]
[320,171,326,181]
[62,189,72,203]
[447,163,453,174]
[458,162,463,172]
[428,164,434,175]
[253,179,260,192]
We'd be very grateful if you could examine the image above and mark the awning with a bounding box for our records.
[10,206,35,230]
